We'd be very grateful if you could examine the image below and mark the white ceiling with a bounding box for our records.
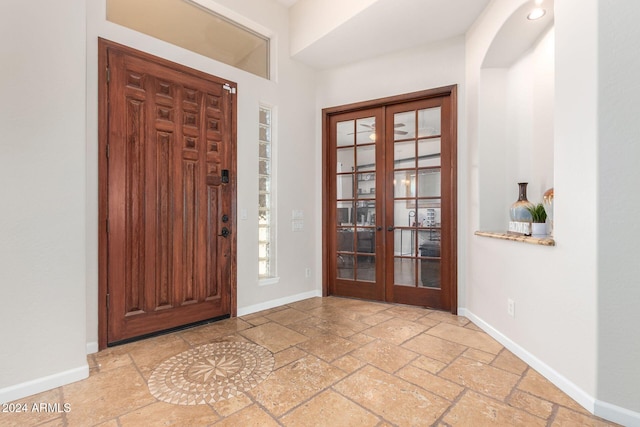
[281,0,491,69]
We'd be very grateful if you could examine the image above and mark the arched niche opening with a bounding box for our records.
[478,0,555,230]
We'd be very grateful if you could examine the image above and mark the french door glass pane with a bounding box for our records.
[357,173,375,199]
[337,254,354,279]
[417,168,441,198]
[356,228,375,253]
[417,138,441,167]
[356,255,376,282]
[356,117,376,144]
[337,175,354,199]
[337,147,354,172]
[337,228,355,252]
[417,107,441,137]
[394,229,416,257]
[337,120,355,146]
[394,141,415,169]
[337,201,354,225]
[356,145,375,171]
[394,258,416,286]
[394,111,416,140]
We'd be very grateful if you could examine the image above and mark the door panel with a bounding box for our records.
[329,109,385,301]
[386,98,451,309]
[324,88,456,312]
[102,41,235,345]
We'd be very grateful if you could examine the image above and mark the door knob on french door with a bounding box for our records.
[387,226,394,232]
[377,226,382,231]
[219,227,230,238]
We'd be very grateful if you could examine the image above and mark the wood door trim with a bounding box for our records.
[322,85,457,313]
[97,38,237,349]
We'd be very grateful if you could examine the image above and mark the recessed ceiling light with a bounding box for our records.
[527,7,546,20]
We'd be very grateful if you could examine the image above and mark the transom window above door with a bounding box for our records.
[107,0,271,79]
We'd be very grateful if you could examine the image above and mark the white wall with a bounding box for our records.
[0,0,89,402]
[597,0,640,417]
[465,0,598,411]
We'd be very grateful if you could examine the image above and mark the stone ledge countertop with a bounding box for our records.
[474,231,555,246]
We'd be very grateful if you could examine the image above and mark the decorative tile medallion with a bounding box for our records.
[148,341,274,405]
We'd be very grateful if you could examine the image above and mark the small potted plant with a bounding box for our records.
[526,203,547,236]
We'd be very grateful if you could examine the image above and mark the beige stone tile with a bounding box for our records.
[443,390,546,426]
[95,420,119,427]
[551,407,621,426]
[507,389,554,420]
[210,393,253,418]
[286,316,331,338]
[249,355,346,417]
[351,340,418,373]
[414,316,440,328]
[2,388,64,427]
[363,317,428,345]
[332,354,366,373]
[87,354,100,374]
[274,346,308,370]
[411,355,447,374]
[63,364,156,426]
[264,307,312,325]
[281,389,380,427]
[424,310,470,326]
[212,404,280,427]
[334,365,450,426]
[518,369,588,413]
[347,332,377,345]
[127,333,192,379]
[296,334,357,362]
[178,318,252,345]
[439,357,520,401]
[360,311,395,326]
[239,322,308,353]
[402,333,467,363]
[289,314,366,338]
[244,316,270,326]
[426,323,502,354]
[286,297,327,311]
[93,344,134,372]
[118,401,219,426]
[384,304,428,321]
[465,321,484,332]
[463,347,497,364]
[491,349,528,375]
[396,365,464,401]
[241,306,288,321]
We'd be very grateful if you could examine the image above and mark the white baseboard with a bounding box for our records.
[237,289,322,317]
[86,341,99,355]
[595,399,640,427]
[459,308,640,427]
[0,365,89,404]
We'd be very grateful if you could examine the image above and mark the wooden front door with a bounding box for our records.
[99,39,237,347]
[323,87,457,312]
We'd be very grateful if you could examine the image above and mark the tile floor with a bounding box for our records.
[3,297,619,426]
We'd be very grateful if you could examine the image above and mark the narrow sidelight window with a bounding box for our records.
[258,105,276,280]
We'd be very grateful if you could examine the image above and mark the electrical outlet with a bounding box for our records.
[305,268,311,278]
[507,298,515,317]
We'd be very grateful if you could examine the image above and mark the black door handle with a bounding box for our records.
[377,226,382,231]
[387,226,394,232]
[219,227,230,238]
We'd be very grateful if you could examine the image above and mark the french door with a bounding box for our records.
[323,87,457,312]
